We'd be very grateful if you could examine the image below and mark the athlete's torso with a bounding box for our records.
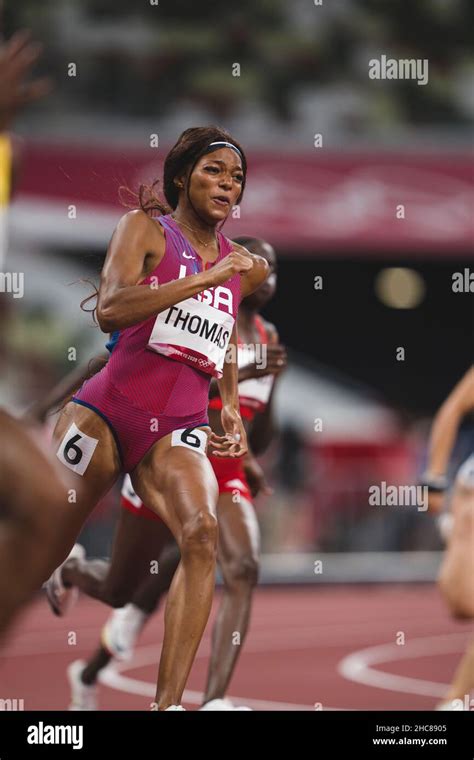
[89,214,241,417]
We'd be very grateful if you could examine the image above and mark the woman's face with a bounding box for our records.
[243,241,277,310]
[182,147,244,224]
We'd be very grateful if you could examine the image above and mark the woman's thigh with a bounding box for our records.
[131,426,219,543]
[51,401,122,547]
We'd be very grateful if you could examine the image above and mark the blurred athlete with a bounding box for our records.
[41,126,268,710]
[0,24,58,639]
[0,27,51,266]
[0,412,72,639]
[421,366,474,709]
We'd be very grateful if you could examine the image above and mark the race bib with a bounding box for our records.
[147,296,235,379]
[56,423,98,476]
[237,346,274,411]
[171,426,208,455]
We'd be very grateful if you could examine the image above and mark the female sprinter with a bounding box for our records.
[421,365,474,709]
[57,237,285,711]
[42,126,269,710]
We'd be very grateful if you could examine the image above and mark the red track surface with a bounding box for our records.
[1,585,472,711]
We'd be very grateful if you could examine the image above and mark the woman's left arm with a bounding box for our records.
[238,247,269,298]
[210,323,247,458]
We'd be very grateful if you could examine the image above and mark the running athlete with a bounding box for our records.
[0,412,72,638]
[202,236,284,708]
[0,27,59,639]
[42,126,269,710]
[420,366,474,709]
[56,237,284,711]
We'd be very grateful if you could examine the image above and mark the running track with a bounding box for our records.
[1,585,472,711]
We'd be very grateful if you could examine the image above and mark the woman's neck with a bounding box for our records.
[171,204,216,241]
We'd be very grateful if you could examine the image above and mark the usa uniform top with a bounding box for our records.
[72,214,242,473]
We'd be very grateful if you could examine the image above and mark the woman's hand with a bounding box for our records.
[239,343,288,381]
[208,404,248,458]
[244,456,273,498]
[207,250,253,287]
[0,31,52,131]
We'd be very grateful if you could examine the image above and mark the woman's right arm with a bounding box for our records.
[426,366,474,478]
[97,210,251,333]
[24,352,109,423]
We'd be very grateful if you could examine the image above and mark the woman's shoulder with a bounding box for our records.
[116,209,166,238]
[227,239,250,256]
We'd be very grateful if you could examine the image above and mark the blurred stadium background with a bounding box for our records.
[1,0,473,585]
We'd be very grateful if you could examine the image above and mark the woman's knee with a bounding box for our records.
[180,510,218,559]
[224,554,260,590]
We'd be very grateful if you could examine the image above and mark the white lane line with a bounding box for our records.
[338,632,471,698]
[98,645,344,711]
[1,618,459,658]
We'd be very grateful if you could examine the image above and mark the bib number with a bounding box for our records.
[171,427,208,455]
[56,423,99,476]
